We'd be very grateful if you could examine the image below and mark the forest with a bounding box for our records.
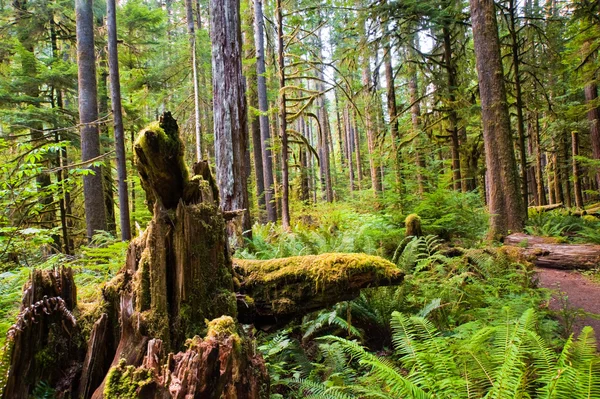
[0,0,599,397]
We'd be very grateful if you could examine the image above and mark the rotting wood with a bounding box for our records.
[504,233,600,270]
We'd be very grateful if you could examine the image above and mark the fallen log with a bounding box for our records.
[528,203,563,213]
[233,254,404,326]
[504,233,600,270]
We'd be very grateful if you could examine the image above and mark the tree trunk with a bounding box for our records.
[254,0,277,223]
[243,0,266,219]
[98,52,117,237]
[353,109,364,189]
[584,82,600,190]
[443,25,462,192]
[362,63,382,195]
[471,0,525,239]
[509,0,529,212]
[384,37,401,189]
[185,0,203,161]
[408,40,426,197]
[107,0,132,240]
[76,0,108,239]
[276,0,290,229]
[572,131,584,208]
[210,0,252,245]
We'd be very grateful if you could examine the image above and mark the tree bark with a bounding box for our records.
[443,25,462,192]
[253,0,277,223]
[470,0,525,238]
[107,0,132,240]
[210,0,252,245]
[572,131,584,208]
[408,44,426,197]
[76,0,108,239]
[185,0,203,161]
[509,0,529,212]
[384,37,401,189]
[584,82,600,190]
[243,0,266,218]
[276,0,290,229]
[504,233,600,270]
[362,62,382,195]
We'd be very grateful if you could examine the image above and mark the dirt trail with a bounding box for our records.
[535,268,600,343]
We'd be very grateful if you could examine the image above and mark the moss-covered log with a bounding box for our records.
[233,253,404,325]
[504,233,600,269]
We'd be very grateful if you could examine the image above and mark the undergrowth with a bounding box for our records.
[256,235,592,399]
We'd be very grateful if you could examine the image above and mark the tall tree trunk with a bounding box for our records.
[275,0,290,229]
[408,42,426,197]
[470,0,525,238]
[584,82,600,190]
[353,109,364,189]
[509,0,529,212]
[243,0,266,219]
[254,0,277,222]
[185,0,203,160]
[98,51,117,236]
[50,18,71,254]
[572,131,584,208]
[209,0,252,245]
[560,132,573,208]
[531,113,547,206]
[384,38,401,189]
[76,0,108,239]
[362,63,382,195]
[107,0,132,240]
[316,33,334,203]
[334,90,345,168]
[442,25,462,192]
[345,106,356,192]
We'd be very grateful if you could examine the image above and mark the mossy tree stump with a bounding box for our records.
[1,113,405,398]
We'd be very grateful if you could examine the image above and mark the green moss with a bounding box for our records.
[0,338,14,396]
[205,316,241,350]
[104,359,153,399]
[134,250,151,312]
[206,315,237,339]
[234,253,401,290]
[134,120,189,209]
[141,309,170,349]
[405,214,423,237]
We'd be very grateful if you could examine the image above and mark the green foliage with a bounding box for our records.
[238,204,404,259]
[412,189,488,242]
[312,308,600,399]
[525,209,600,244]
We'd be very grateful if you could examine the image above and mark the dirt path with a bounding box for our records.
[535,268,600,343]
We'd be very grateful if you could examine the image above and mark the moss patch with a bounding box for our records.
[234,253,400,289]
[104,359,153,399]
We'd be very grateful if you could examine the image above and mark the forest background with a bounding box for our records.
[0,0,600,397]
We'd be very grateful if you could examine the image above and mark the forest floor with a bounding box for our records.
[536,267,600,346]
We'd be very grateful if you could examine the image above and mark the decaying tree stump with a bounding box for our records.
[1,113,404,398]
[405,213,423,237]
[0,267,78,398]
[504,233,600,269]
